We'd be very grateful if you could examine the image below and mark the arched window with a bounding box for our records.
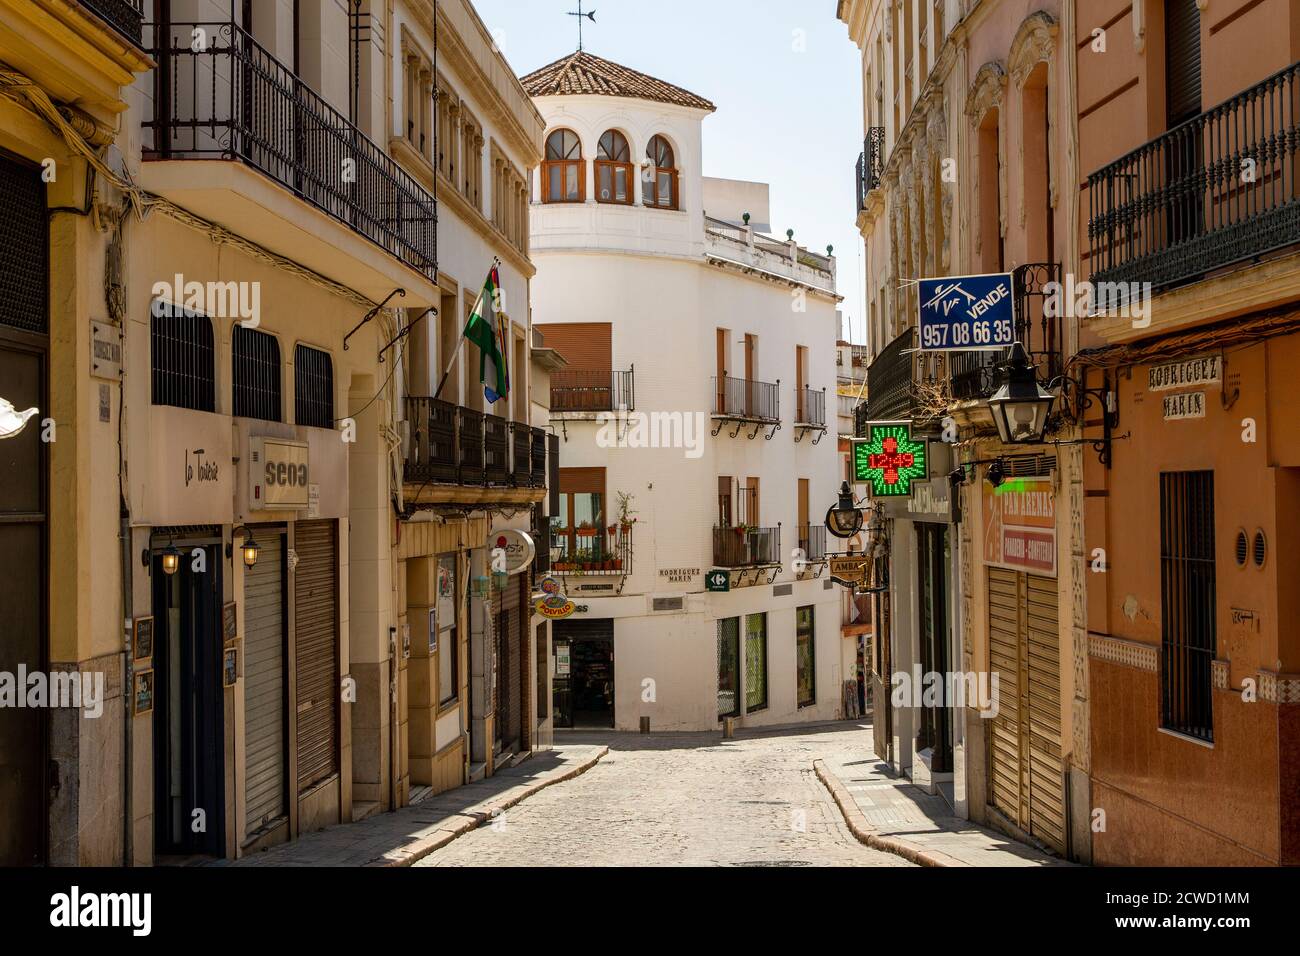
[643,135,678,209]
[543,129,584,203]
[595,130,632,204]
[232,325,282,421]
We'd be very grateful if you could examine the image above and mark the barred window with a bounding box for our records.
[294,344,334,428]
[1160,470,1216,742]
[232,326,282,421]
[151,304,215,412]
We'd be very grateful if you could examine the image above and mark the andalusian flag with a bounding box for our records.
[465,266,509,404]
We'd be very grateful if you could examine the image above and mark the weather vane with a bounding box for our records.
[568,1,596,52]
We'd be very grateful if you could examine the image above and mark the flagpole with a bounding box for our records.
[432,257,502,402]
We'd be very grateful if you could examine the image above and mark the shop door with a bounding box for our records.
[153,543,225,857]
[0,151,49,866]
[552,620,614,729]
[243,530,286,838]
[494,575,521,753]
[986,568,1065,854]
[294,521,339,795]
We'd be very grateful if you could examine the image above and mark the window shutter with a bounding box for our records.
[1164,0,1202,126]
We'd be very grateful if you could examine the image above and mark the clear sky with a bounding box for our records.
[471,0,867,344]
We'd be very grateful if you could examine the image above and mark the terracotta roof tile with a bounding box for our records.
[521,51,716,112]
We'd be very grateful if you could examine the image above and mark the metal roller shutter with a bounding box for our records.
[243,531,285,837]
[986,568,1065,854]
[497,575,521,749]
[294,520,339,793]
[986,568,1024,826]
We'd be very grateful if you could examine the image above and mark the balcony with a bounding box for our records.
[81,0,145,46]
[858,328,916,432]
[551,526,632,576]
[711,375,781,439]
[404,398,545,508]
[703,218,836,293]
[797,525,828,565]
[712,526,782,569]
[142,20,437,300]
[549,368,635,413]
[856,127,885,212]
[794,386,827,444]
[1087,60,1300,296]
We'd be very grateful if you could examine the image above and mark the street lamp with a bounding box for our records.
[987,342,1055,445]
[227,526,262,569]
[825,481,864,539]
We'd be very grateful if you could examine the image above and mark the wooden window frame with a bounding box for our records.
[643,135,679,210]
[543,129,585,204]
[595,130,633,205]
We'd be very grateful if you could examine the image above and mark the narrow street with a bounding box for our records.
[415,724,913,867]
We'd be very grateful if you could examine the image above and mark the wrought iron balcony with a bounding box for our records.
[797,525,827,563]
[795,386,826,427]
[551,525,632,576]
[144,20,437,279]
[1087,60,1300,295]
[861,327,916,426]
[713,526,782,568]
[406,398,547,490]
[81,0,145,45]
[549,368,635,412]
[712,375,781,438]
[856,127,885,212]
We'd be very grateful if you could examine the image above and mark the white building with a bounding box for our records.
[522,51,843,732]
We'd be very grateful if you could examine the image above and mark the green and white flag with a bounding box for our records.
[464,265,509,404]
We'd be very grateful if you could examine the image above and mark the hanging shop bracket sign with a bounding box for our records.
[828,554,871,588]
[852,421,929,498]
[917,272,1016,351]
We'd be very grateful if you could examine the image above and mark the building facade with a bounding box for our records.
[839,0,1091,860]
[1075,0,1300,866]
[0,0,550,867]
[522,51,843,732]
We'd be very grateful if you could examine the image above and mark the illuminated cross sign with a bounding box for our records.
[852,422,928,497]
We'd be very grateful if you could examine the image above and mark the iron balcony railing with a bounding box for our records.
[549,368,635,412]
[552,525,632,575]
[949,263,1064,401]
[1088,60,1300,295]
[406,398,547,489]
[862,327,916,426]
[484,414,508,485]
[797,525,827,563]
[856,127,885,211]
[795,386,826,427]
[712,375,780,423]
[144,20,437,279]
[713,526,782,568]
[82,0,145,45]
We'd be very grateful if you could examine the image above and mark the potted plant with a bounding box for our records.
[616,491,639,531]
[576,521,597,539]
[612,558,624,571]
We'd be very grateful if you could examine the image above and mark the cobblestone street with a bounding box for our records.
[415,723,913,867]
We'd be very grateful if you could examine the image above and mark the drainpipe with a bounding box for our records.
[120,514,133,866]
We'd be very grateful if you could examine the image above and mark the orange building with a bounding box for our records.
[1076,0,1300,865]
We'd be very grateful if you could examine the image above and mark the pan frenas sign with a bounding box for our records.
[853,422,928,498]
[983,476,1056,576]
[918,272,1016,351]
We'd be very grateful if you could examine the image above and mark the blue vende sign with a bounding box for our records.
[917,272,1016,350]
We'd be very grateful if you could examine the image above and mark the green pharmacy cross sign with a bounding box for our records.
[853,422,928,497]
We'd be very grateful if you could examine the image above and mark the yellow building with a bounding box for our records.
[1,0,546,866]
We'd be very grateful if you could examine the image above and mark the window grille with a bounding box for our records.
[295,344,334,428]
[151,305,215,412]
[232,326,282,421]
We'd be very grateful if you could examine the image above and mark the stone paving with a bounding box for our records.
[416,723,913,867]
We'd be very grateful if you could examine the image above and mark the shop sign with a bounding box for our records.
[705,570,730,593]
[853,422,929,498]
[829,555,870,587]
[918,272,1016,351]
[1162,391,1206,421]
[489,529,535,575]
[534,575,575,620]
[556,643,571,677]
[983,476,1056,576]
[1148,354,1221,392]
[250,437,310,510]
